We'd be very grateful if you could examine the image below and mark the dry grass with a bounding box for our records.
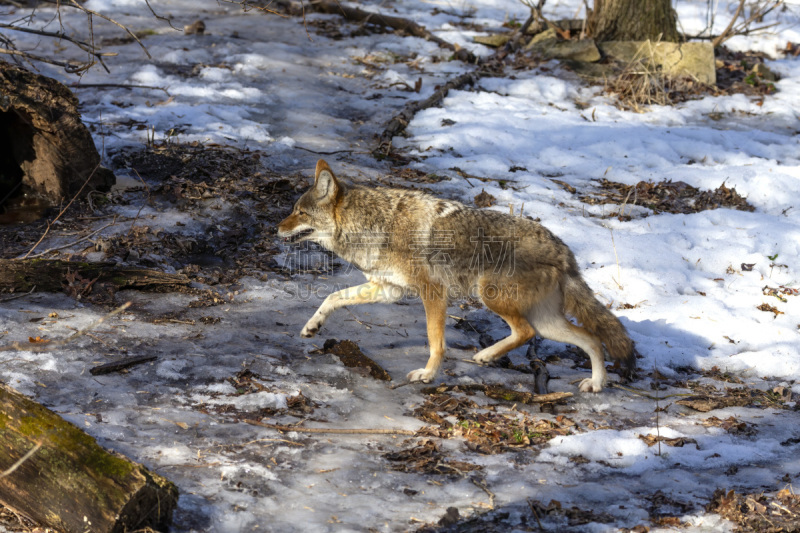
[604,57,696,112]
[602,39,705,112]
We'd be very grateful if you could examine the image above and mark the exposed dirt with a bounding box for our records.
[315,338,393,381]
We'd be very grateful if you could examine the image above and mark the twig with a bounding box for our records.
[24,217,117,260]
[421,384,573,404]
[527,499,544,530]
[0,441,43,479]
[89,355,157,376]
[0,47,90,73]
[389,379,416,390]
[712,0,746,47]
[0,302,131,353]
[219,0,286,17]
[128,169,151,238]
[608,226,623,290]
[20,163,101,260]
[66,0,152,59]
[245,419,419,436]
[70,83,170,95]
[471,478,496,509]
[143,0,181,30]
[609,382,694,401]
[295,146,357,155]
[0,22,110,55]
[0,287,36,302]
[654,363,662,456]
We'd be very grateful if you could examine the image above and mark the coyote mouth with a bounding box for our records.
[285,229,314,243]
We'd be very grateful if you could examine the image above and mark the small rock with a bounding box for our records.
[184,20,206,35]
[599,40,716,85]
[525,28,558,48]
[751,62,776,82]
[474,33,511,48]
[438,507,460,526]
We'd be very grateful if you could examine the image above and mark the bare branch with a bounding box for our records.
[65,0,152,59]
[0,22,118,72]
[712,0,746,48]
[144,0,181,30]
[0,47,93,73]
[712,0,784,48]
[0,441,43,480]
[218,0,287,18]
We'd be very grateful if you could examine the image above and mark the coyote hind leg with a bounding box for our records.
[301,281,400,337]
[472,281,536,365]
[528,289,607,392]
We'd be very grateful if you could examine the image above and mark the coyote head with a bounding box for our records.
[277,159,342,245]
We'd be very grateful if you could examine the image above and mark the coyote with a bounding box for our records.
[277,160,634,392]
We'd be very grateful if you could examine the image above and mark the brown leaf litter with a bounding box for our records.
[638,434,698,449]
[382,439,482,476]
[577,178,754,219]
[412,391,576,454]
[707,487,800,533]
[675,381,794,412]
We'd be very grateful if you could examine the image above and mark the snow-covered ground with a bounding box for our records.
[1,0,799,531]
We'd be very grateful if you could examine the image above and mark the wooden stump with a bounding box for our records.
[0,60,114,211]
[0,385,178,533]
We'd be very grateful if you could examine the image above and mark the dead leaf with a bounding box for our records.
[474,189,496,208]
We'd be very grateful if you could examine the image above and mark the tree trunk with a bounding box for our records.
[0,60,115,216]
[588,0,680,42]
[0,384,178,533]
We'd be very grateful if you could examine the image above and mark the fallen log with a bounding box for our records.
[308,0,475,62]
[0,384,178,533]
[375,71,481,157]
[0,259,191,293]
[373,25,517,156]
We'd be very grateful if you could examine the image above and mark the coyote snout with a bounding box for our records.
[278,160,635,392]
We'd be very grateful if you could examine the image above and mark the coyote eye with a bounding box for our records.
[296,209,307,216]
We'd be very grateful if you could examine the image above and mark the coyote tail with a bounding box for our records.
[563,275,635,379]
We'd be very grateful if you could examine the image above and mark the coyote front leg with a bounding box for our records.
[301,281,400,337]
[407,286,447,383]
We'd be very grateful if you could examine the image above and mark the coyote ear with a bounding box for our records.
[313,159,339,202]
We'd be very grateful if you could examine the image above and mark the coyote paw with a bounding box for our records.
[300,322,320,338]
[472,352,496,365]
[407,368,435,383]
[578,378,604,393]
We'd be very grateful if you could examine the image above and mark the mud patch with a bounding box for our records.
[314,339,392,381]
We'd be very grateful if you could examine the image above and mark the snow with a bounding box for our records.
[1,0,800,531]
